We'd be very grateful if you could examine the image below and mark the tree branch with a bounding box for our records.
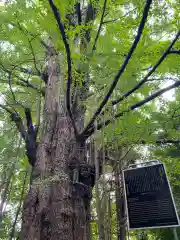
[75,2,82,25]
[92,0,107,52]
[146,77,179,82]
[112,30,180,105]
[13,21,50,51]
[169,49,180,54]
[8,69,21,107]
[48,0,78,136]
[0,104,13,115]
[28,38,41,76]
[80,0,152,138]
[16,77,45,97]
[11,113,27,141]
[85,4,96,24]
[0,57,48,85]
[14,66,40,77]
[0,103,38,166]
[0,65,45,96]
[12,22,49,84]
[0,104,27,140]
[102,7,137,24]
[35,93,41,136]
[85,80,180,139]
[142,139,180,145]
[81,3,97,47]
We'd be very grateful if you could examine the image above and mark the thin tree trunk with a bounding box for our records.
[103,190,109,240]
[107,191,112,240]
[95,183,105,240]
[20,46,89,240]
[114,147,137,240]
[115,164,126,240]
[94,137,105,240]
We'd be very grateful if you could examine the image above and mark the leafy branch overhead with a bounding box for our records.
[87,80,180,137]
[80,0,153,138]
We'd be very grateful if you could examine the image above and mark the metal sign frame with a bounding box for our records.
[123,162,180,230]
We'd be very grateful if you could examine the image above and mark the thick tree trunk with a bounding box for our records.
[20,47,89,240]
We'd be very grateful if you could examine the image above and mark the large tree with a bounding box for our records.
[0,0,180,239]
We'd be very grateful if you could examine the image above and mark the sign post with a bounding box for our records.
[123,162,180,230]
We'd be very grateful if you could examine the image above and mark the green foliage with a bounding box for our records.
[0,0,180,239]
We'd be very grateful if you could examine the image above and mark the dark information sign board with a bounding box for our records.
[123,164,180,230]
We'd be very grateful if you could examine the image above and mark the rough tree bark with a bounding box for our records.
[20,44,90,240]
